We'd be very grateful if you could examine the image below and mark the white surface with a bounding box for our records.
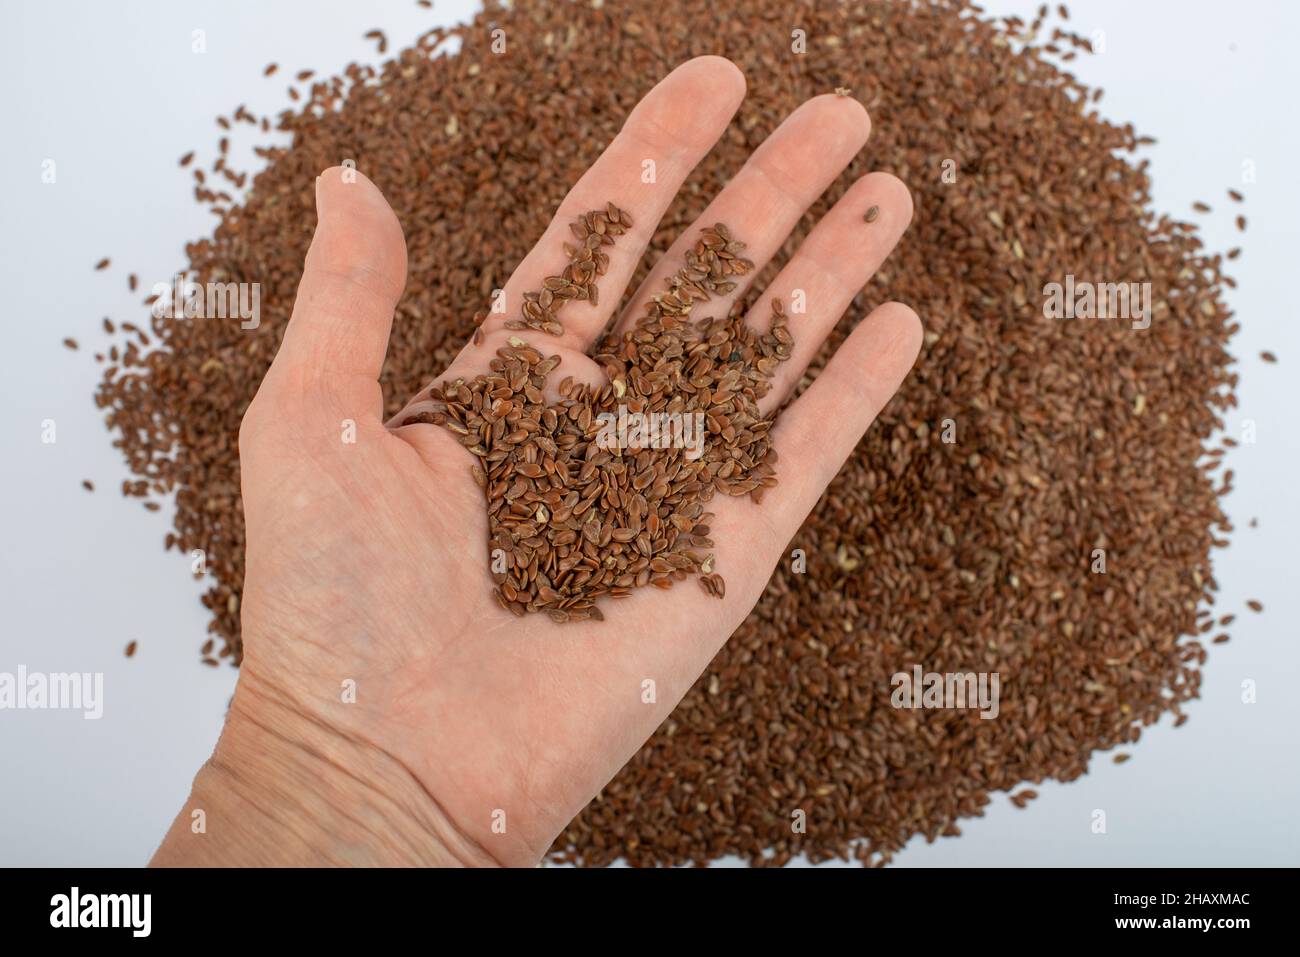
[1,0,1297,867]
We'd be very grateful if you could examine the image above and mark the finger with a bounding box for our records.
[268,166,407,416]
[444,55,746,364]
[752,171,913,415]
[613,94,872,336]
[761,302,923,540]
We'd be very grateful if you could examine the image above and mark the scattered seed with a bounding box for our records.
[85,0,1246,870]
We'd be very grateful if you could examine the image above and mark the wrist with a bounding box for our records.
[151,669,498,867]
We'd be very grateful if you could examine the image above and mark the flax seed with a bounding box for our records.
[87,0,1247,871]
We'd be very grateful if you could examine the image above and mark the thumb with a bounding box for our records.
[268,166,408,418]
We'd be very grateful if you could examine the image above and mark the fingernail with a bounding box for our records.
[314,172,329,216]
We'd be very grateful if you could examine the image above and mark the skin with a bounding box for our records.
[152,56,922,867]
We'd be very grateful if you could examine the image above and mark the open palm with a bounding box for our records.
[157,56,921,867]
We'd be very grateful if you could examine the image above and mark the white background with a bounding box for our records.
[1,0,1297,867]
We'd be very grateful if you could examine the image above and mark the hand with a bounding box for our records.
[153,56,921,867]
